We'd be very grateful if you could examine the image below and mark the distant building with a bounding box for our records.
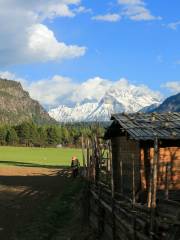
[56,144,62,148]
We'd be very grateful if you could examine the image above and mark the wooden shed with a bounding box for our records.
[105,112,180,204]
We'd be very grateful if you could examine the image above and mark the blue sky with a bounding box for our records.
[0,0,180,107]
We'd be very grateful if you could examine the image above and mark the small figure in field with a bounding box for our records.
[71,156,80,178]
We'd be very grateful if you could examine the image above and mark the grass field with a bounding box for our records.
[0,146,83,168]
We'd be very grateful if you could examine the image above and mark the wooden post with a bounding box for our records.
[148,167,152,208]
[109,142,116,240]
[152,137,158,208]
[150,137,159,235]
[132,153,136,206]
[147,147,153,208]
[92,148,96,183]
[132,152,137,239]
[110,143,114,199]
[106,150,109,183]
[81,134,86,177]
[140,148,146,191]
[165,163,171,200]
[120,155,123,194]
[94,136,100,184]
[87,139,90,180]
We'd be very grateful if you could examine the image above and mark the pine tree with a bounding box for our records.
[6,128,19,145]
[46,126,60,146]
[37,126,48,147]
[61,127,70,145]
[28,122,39,146]
[0,126,7,145]
[16,122,30,146]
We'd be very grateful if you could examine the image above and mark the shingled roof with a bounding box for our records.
[110,112,180,140]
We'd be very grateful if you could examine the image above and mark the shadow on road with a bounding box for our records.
[0,167,74,240]
[0,160,68,169]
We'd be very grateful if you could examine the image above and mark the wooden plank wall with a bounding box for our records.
[141,147,180,191]
[111,136,141,198]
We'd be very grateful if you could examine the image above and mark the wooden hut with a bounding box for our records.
[105,112,180,204]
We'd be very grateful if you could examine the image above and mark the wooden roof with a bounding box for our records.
[110,112,180,140]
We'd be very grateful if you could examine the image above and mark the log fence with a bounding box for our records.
[81,135,180,240]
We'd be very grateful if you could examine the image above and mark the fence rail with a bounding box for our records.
[81,135,180,240]
[89,181,180,240]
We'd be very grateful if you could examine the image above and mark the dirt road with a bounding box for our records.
[0,166,79,240]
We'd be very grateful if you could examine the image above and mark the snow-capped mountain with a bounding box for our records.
[49,83,162,122]
[49,103,98,122]
[86,94,125,121]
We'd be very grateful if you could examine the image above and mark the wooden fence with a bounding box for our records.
[89,181,180,240]
[81,135,180,240]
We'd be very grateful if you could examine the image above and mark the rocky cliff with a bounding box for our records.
[0,78,55,125]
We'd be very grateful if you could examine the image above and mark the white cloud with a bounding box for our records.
[27,24,86,61]
[26,76,112,106]
[167,21,180,30]
[0,71,17,81]
[39,2,78,19]
[0,71,27,86]
[157,55,163,63]
[92,13,121,22]
[29,76,162,107]
[73,6,92,14]
[118,0,161,21]
[27,75,76,107]
[118,0,143,4]
[0,71,75,106]
[162,81,180,93]
[0,0,86,66]
[0,71,162,108]
[123,6,159,21]
[175,60,180,65]
[71,77,112,102]
[93,0,161,23]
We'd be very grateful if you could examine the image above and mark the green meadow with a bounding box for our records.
[0,146,83,168]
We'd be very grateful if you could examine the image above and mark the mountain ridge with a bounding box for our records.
[152,92,180,113]
[0,78,56,125]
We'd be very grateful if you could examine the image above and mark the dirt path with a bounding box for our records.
[0,166,74,240]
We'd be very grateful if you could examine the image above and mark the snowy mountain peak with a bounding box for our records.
[49,82,162,122]
[49,102,98,122]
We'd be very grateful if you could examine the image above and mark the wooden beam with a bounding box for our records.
[165,162,171,200]
[150,137,159,234]
[147,146,152,208]
[152,137,158,208]
[110,141,116,240]
[87,139,90,180]
[132,153,136,206]
[81,134,86,168]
